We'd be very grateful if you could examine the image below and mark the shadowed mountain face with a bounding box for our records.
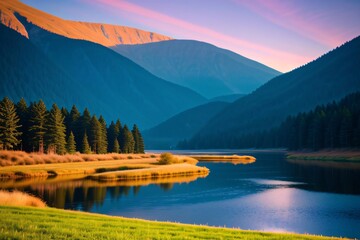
[143,101,229,149]
[187,36,360,148]
[0,0,172,46]
[0,21,206,128]
[113,40,281,98]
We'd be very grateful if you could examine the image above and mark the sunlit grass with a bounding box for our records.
[90,163,209,181]
[0,150,157,167]
[0,206,343,240]
[0,190,46,208]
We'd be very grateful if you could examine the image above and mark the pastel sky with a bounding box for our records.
[23,0,360,72]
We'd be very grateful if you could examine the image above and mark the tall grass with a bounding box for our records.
[0,150,157,167]
[0,190,46,207]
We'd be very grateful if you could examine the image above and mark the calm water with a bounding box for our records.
[2,151,360,238]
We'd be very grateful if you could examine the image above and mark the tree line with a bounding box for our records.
[0,97,144,154]
[179,92,360,150]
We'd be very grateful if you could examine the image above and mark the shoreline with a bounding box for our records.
[0,152,210,181]
[287,150,360,162]
[0,206,341,240]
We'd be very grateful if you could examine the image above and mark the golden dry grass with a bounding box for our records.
[0,158,158,179]
[190,155,256,164]
[0,190,46,207]
[90,163,209,182]
[0,150,158,167]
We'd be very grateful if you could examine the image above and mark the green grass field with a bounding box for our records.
[0,206,343,240]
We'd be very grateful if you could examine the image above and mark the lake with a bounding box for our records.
[2,150,360,238]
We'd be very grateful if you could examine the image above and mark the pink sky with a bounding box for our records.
[24,0,360,72]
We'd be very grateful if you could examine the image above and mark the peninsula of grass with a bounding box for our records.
[287,150,360,162]
[90,163,209,182]
[190,155,256,164]
[0,206,343,240]
[0,152,209,183]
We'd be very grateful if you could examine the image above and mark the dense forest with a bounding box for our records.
[0,97,144,154]
[179,92,360,150]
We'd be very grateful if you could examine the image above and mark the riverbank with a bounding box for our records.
[0,206,342,240]
[0,152,209,181]
[287,150,360,162]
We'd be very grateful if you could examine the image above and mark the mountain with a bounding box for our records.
[186,36,360,149]
[0,20,205,128]
[0,0,172,46]
[144,101,229,149]
[209,94,246,103]
[113,40,281,98]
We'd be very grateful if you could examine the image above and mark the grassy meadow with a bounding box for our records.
[0,206,344,240]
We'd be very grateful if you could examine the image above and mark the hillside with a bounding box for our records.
[0,0,172,46]
[0,21,205,128]
[144,101,229,149]
[113,40,280,98]
[186,36,360,148]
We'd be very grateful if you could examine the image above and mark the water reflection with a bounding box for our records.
[0,152,359,238]
[0,174,207,210]
[287,159,360,194]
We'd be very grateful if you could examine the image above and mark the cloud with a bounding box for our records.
[87,0,312,72]
[235,0,348,47]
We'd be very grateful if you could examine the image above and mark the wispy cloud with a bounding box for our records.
[235,0,348,47]
[86,0,312,72]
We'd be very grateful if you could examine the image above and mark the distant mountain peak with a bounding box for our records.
[0,0,172,46]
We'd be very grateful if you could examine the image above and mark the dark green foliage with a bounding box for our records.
[81,132,91,154]
[181,92,360,150]
[16,98,30,151]
[112,139,120,153]
[107,120,121,153]
[28,100,48,153]
[68,105,81,151]
[0,97,21,150]
[187,36,360,149]
[66,131,76,154]
[0,96,145,154]
[46,104,66,154]
[98,116,108,154]
[132,124,144,153]
[89,115,102,154]
[120,125,135,153]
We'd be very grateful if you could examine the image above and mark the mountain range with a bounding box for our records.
[0,18,205,128]
[186,36,360,148]
[114,40,280,98]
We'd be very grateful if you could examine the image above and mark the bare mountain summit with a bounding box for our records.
[0,0,172,46]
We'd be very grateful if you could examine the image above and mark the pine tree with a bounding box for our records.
[29,100,48,153]
[132,124,145,153]
[0,97,22,150]
[68,105,81,151]
[98,115,108,154]
[89,115,101,153]
[81,131,91,154]
[16,98,30,151]
[120,125,135,153]
[66,131,76,154]
[46,104,66,154]
[107,120,121,153]
[112,138,120,153]
[80,108,91,144]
